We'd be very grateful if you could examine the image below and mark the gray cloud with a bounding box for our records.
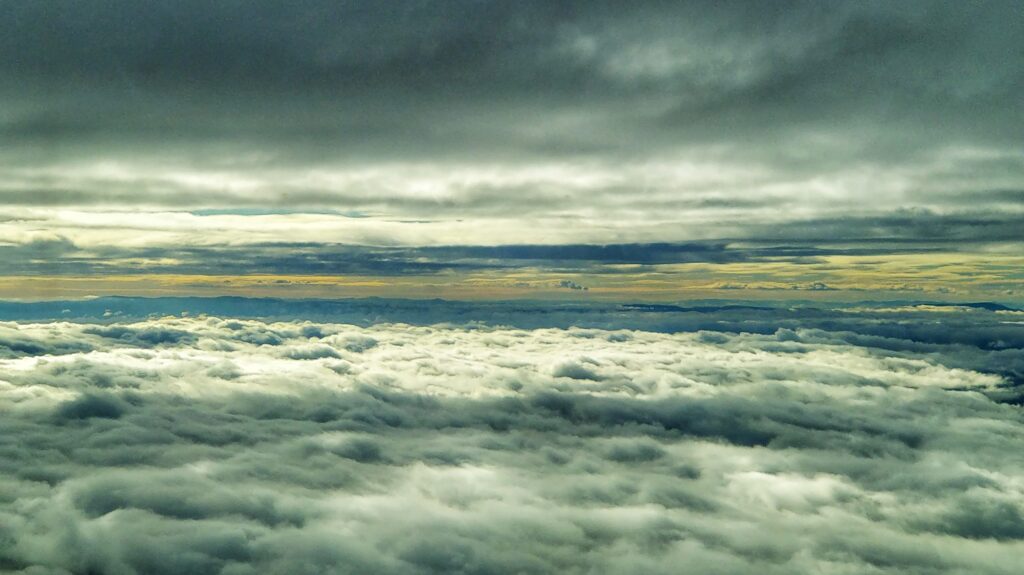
[558,280,589,291]
[2,5,1023,570]
[0,2,1021,286]
[1,311,1023,573]
[0,2,1020,219]
[0,234,986,278]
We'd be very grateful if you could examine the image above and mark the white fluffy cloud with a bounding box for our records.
[1,317,1022,574]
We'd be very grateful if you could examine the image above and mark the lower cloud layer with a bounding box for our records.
[1,317,1022,574]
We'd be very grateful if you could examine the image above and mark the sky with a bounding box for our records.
[2,1,1022,301]
[3,5,1024,572]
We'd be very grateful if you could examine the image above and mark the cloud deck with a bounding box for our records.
[1,309,1022,574]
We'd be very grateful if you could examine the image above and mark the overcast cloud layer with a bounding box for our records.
[1,1,1022,299]
[1,307,1023,574]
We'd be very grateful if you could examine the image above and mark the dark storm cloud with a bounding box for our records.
[0,0,620,161]
[0,1,1019,172]
[650,5,1023,146]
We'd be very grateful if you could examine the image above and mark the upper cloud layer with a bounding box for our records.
[0,1,1021,280]
[1,314,1023,574]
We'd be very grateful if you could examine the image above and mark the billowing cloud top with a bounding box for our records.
[1,306,1023,573]
[1,1,1022,300]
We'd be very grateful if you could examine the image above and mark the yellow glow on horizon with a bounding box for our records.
[0,250,1020,303]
